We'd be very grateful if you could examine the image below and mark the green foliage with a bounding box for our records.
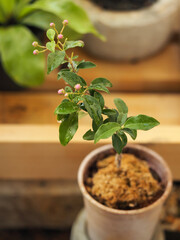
[114,98,128,126]
[94,92,104,109]
[47,51,65,74]
[0,26,44,87]
[58,71,87,87]
[34,21,160,156]
[94,122,121,143]
[59,112,78,146]
[122,128,137,140]
[47,29,55,41]
[124,115,160,130]
[83,130,95,141]
[0,0,102,87]
[88,84,109,93]
[91,78,112,87]
[112,134,122,154]
[64,40,84,50]
[55,101,79,114]
[46,41,55,52]
[77,61,96,69]
[83,95,102,125]
[19,0,104,39]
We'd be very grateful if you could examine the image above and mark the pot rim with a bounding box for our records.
[77,0,177,27]
[78,144,172,215]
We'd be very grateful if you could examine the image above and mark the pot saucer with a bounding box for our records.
[70,209,165,240]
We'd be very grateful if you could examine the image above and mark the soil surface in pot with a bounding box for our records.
[91,0,157,11]
[85,154,164,210]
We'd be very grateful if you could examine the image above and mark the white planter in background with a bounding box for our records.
[76,0,178,60]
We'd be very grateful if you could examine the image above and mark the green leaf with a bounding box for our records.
[47,29,55,41]
[59,112,78,146]
[112,134,123,154]
[92,118,103,132]
[83,130,94,140]
[65,86,73,92]
[117,113,127,126]
[102,109,118,117]
[46,41,55,52]
[57,114,65,121]
[55,101,79,114]
[122,128,137,140]
[0,0,16,22]
[0,26,44,87]
[64,40,84,50]
[89,84,109,93]
[94,122,121,143]
[58,71,86,87]
[77,61,96,69]
[124,115,160,131]
[117,132,127,148]
[47,50,65,74]
[102,109,118,122]
[114,98,128,114]
[94,92,104,109]
[91,78,112,87]
[72,96,83,103]
[21,10,61,30]
[19,0,104,40]
[83,95,102,125]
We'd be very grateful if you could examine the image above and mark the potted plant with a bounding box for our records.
[33,20,172,240]
[0,0,103,91]
[75,0,178,60]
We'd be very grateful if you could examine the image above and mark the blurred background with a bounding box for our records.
[0,0,180,239]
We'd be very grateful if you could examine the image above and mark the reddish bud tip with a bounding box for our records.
[58,34,63,39]
[33,50,39,55]
[57,89,64,95]
[63,20,68,25]
[75,84,81,90]
[32,41,38,47]
[50,22,55,27]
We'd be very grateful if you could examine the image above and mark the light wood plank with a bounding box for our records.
[0,93,179,124]
[35,43,180,92]
[0,124,179,180]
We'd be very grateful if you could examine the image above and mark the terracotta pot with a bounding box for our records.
[78,144,172,240]
[76,0,178,60]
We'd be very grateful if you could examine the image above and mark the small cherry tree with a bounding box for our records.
[33,20,159,167]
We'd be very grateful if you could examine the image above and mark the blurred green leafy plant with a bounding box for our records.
[34,20,159,167]
[0,0,103,87]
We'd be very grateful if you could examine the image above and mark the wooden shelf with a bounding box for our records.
[0,92,179,180]
[35,42,180,93]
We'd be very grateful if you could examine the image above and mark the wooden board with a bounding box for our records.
[0,92,179,180]
[35,43,180,92]
[0,180,82,229]
[0,93,179,124]
[0,124,179,180]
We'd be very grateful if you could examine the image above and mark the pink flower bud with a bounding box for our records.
[58,34,63,39]
[63,20,68,25]
[33,50,39,55]
[32,41,38,47]
[57,89,64,95]
[64,93,68,97]
[50,22,55,27]
[75,84,81,90]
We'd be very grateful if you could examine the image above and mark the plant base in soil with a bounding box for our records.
[91,0,157,11]
[85,153,164,210]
